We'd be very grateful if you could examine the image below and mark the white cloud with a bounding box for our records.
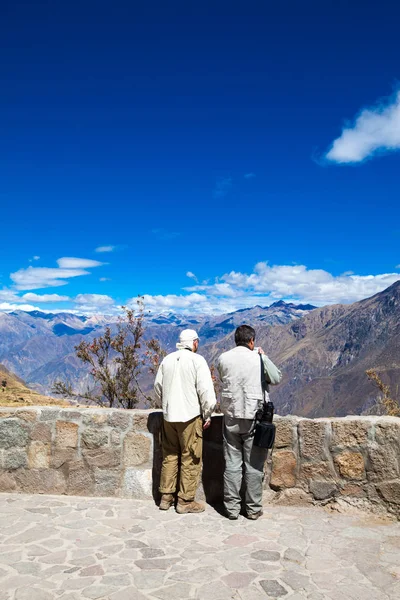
[0,289,20,303]
[140,292,274,315]
[244,173,255,179]
[21,293,70,303]
[325,90,400,163]
[57,257,104,269]
[0,289,69,305]
[141,293,208,310]
[186,271,198,283]
[10,267,90,290]
[99,277,111,282]
[10,257,104,291]
[95,246,116,253]
[28,256,40,262]
[73,294,119,316]
[141,262,400,315]
[184,282,239,297]
[0,302,41,312]
[74,294,115,307]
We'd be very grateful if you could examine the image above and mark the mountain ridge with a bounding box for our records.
[1,286,399,417]
[0,300,315,396]
[218,281,400,417]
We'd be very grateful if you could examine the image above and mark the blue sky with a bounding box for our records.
[1,0,400,315]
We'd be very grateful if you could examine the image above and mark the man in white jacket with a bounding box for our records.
[154,329,216,513]
[217,325,282,520]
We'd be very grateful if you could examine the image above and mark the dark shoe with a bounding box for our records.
[226,513,239,520]
[246,509,263,520]
[159,494,174,511]
[176,498,205,514]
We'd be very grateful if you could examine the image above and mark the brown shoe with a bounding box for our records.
[176,498,205,514]
[246,509,263,520]
[159,494,175,511]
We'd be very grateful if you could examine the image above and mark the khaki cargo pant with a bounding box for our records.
[159,415,203,501]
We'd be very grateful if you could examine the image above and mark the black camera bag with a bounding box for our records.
[253,354,276,449]
[253,420,275,449]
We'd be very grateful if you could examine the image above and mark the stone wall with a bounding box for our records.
[0,407,161,499]
[267,415,400,519]
[0,407,399,518]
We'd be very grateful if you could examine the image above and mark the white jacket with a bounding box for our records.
[217,346,282,419]
[154,349,217,423]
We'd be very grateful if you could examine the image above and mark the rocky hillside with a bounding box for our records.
[0,364,66,408]
[205,281,400,417]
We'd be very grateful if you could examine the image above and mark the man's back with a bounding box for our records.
[218,324,282,520]
[217,346,263,419]
[155,349,215,422]
[155,329,216,514]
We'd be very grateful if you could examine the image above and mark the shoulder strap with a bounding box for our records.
[260,353,267,393]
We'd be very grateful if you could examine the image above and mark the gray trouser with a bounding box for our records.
[223,416,267,516]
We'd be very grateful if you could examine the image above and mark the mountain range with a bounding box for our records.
[0,282,399,417]
[204,281,400,417]
[0,301,315,397]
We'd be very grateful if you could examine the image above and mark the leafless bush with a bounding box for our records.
[366,369,400,417]
[53,298,165,409]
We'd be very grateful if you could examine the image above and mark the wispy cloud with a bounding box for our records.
[57,257,104,269]
[10,267,90,290]
[244,173,255,179]
[99,277,111,282]
[186,271,198,283]
[140,293,209,311]
[0,302,41,312]
[73,293,118,315]
[28,256,40,262]
[141,262,400,315]
[74,294,115,307]
[213,177,232,199]
[0,289,70,307]
[95,245,116,253]
[151,228,180,241]
[0,289,20,303]
[21,293,70,303]
[10,257,104,290]
[325,90,400,163]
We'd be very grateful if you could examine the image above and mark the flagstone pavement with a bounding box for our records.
[0,493,399,600]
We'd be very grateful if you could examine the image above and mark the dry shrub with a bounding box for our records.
[366,369,400,417]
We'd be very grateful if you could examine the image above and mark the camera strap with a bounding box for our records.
[251,355,267,437]
[259,353,268,408]
[260,353,267,391]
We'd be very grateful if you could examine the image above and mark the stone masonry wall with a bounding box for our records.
[0,407,162,500]
[268,415,400,519]
[0,407,399,519]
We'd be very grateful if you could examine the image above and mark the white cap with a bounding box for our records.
[179,329,199,344]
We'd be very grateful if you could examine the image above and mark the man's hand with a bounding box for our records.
[258,347,265,355]
[203,417,211,430]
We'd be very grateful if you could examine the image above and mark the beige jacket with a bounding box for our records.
[154,349,216,423]
[217,346,282,419]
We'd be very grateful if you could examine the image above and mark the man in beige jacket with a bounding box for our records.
[154,329,216,513]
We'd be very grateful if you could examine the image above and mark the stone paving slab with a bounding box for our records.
[0,493,399,599]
